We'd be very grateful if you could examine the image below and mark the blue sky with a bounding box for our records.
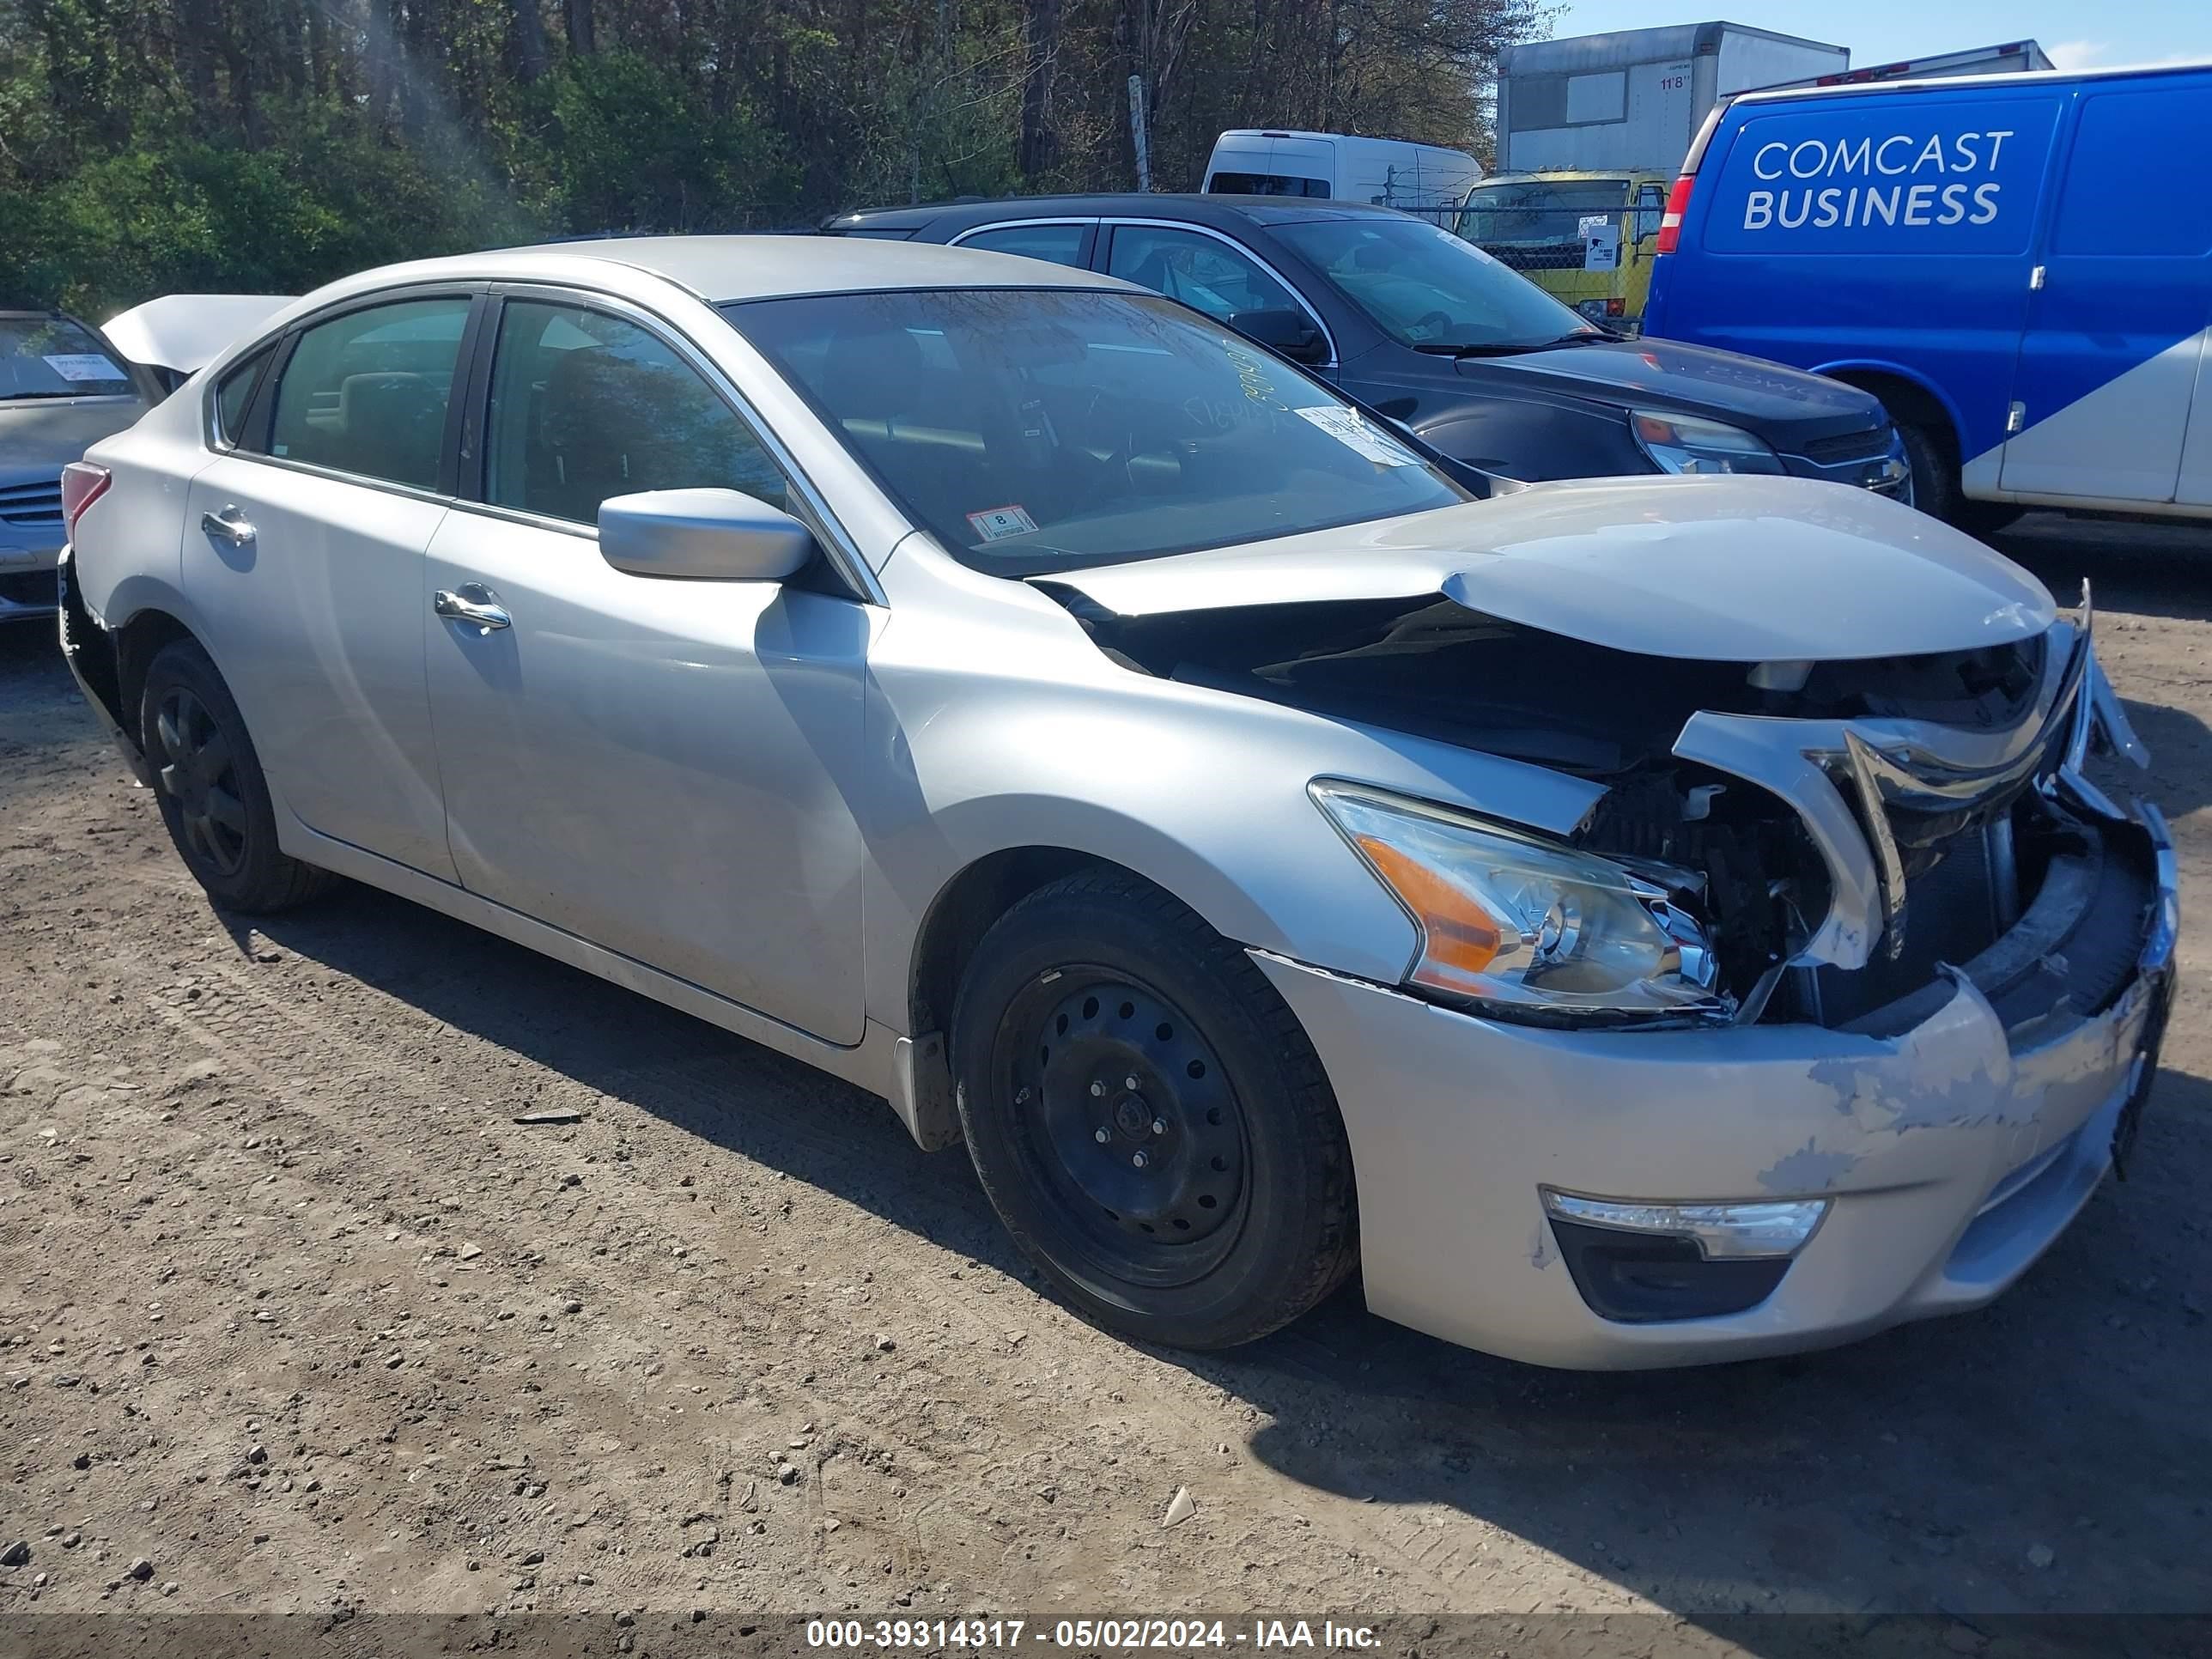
[1547,2,2212,71]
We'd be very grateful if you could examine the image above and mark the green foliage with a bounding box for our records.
[530,52,795,233]
[0,0,1549,314]
[0,106,538,314]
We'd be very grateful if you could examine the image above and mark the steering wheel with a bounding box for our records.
[1411,309,1454,343]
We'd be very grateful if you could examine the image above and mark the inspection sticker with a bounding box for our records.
[966,504,1039,541]
[43,354,123,381]
[1295,404,1422,465]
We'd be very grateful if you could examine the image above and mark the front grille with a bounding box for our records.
[0,568,59,608]
[0,477,64,528]
[1796,426,1893,466]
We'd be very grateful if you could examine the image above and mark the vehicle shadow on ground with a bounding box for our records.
[222,870,2212,1637]
[10,605,2209,1633]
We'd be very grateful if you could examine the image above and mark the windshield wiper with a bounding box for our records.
[0,388,118,401]
[1415,331,1616,358]
[1413,340,1541,357]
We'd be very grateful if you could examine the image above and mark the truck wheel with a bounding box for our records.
[950,869,1358,1350]
[1895,417,1961,521]
[1890,417,2026,537]
[140,639,332,914]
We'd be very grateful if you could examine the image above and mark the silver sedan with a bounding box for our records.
[58,237,2177,1368]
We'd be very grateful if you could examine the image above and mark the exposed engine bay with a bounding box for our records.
[1041,582,2142,1030]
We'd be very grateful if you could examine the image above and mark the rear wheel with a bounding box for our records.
[140,639,331,913]
[951,869,1358,1350]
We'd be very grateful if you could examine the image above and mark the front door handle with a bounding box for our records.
[201,506,256,546]
[434,585,512,633]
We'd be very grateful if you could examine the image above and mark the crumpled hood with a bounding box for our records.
[0,398,149,484]
[1036,474,2057,663]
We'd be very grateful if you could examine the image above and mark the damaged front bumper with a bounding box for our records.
[1257,591,2178,1369]
[1258,796,2173,1368]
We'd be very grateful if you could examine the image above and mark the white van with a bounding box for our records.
[1201,131,1484,211]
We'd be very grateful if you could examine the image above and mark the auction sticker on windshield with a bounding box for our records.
[967,504,1039,541]
[43,354,124,381]
[1295,405,1423,465]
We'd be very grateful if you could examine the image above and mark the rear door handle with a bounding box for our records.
[434,585,512,633]
[200,506,255,545]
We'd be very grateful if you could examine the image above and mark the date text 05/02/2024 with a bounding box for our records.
[804,1618,1382,1650]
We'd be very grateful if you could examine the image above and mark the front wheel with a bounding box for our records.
[140,639,332,913]
[950,869,1358,1350]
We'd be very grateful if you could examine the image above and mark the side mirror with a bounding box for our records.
[1230,307,1328,365]
[598,489,814,581]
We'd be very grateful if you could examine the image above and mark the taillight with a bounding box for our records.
[1655,173,1695,256]
[60,461,110,540]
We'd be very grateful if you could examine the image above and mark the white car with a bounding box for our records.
[56,236,2177,1368]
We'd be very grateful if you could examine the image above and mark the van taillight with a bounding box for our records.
[60,461,111,539]
[1655,173,1695,255]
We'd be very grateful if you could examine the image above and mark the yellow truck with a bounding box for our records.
[1455,171,1672,332]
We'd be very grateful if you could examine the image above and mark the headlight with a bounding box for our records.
[1631,409,1786,476]
[1312,782,1728,1024]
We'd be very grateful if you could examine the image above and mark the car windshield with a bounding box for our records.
[1271,216,1598,352]
[1458,179,1632,246]
[0,315,136,399]
[724,288,1471,574]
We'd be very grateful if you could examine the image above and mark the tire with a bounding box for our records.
[139,639,332,914]
[1894,416,1961,522]
[1887,414,2027,538]
[950,868,1358,1350]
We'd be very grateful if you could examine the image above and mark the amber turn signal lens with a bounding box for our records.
[1352,833,1507,975]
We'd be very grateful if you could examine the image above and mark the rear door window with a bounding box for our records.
[955,223,1095,268]
[267,297,472,490]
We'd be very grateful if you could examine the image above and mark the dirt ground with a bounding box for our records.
[1,515,2208,1645]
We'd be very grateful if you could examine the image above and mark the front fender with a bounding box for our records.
[855,616,1607,1031]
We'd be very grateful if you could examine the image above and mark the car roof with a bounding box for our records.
[270,234,1132,319]
[1474,170,1667,185]
[825,194,1424,234]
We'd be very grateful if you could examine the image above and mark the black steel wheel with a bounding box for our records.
[1003,971,1249,1285]
[139,638,332,913]
[951,868,1358,1350]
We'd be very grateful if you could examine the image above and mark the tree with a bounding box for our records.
[0,0,1551,313]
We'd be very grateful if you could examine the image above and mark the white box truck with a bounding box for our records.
[1496,22,1848,176]
[1201,131,1484,211]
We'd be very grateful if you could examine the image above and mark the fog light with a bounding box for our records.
[1540,1190,1828,1260]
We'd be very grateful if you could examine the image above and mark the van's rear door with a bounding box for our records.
[1206,135,1336,198]
[1998,76,2212,505]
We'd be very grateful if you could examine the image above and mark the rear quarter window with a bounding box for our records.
[1697,94,2061,255]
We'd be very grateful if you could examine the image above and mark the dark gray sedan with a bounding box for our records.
[1,309,160,622]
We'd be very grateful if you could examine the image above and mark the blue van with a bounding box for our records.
[1643,61,2212,529]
